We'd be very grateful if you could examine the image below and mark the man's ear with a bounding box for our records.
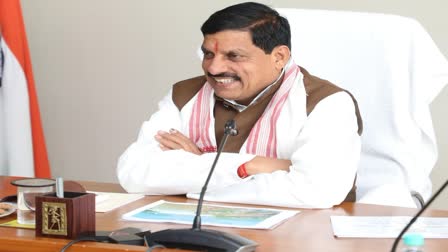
[272,45,291,70]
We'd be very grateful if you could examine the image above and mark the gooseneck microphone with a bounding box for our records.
[391,179,448,252]
[144,120,257,252]
[192,119,238,230]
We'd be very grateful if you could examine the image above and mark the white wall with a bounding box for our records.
[21,0,448,209]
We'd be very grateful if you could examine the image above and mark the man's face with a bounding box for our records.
[201,30,280,105]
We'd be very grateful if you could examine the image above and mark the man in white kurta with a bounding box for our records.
[117,2,362,209]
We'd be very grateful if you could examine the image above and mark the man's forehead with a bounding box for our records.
[201,43,248,55]
[201,40,220,53]
[202,31,253,53]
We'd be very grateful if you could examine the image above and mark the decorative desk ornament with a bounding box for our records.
[35,179,95,239]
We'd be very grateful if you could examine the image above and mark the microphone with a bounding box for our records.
[391,179,448,252]
[143,120,257,252]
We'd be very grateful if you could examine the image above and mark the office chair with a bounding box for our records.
[277,8,448,207]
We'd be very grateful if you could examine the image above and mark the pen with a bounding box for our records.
[56,177,64,198]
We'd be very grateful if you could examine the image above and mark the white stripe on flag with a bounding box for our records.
[0,38,35,177]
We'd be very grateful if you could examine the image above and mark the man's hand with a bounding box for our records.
[244,156,291,175]
[154,129,202,155]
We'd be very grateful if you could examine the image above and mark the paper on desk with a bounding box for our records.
[331,216,448,238]
[87,191,144,212]
[0,219,35,229]
[122,200,299,229]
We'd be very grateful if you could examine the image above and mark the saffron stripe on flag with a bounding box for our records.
[0,0,51,178]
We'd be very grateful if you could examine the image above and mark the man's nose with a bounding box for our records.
[204,57,227,75]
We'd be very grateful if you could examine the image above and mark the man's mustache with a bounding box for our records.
[207,72,241,81]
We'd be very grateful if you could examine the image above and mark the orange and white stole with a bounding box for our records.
[188,61,300,158]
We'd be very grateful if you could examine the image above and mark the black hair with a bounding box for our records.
[201,2,291,54]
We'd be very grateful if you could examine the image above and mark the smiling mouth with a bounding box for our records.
[207,72,241,85]
[213,77,239,84]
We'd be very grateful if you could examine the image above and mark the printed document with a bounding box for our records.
[331,216,448,238]
[122,200,299,229]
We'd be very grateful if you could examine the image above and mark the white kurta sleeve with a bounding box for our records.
[190,92,361,208]
[117,89,255,195]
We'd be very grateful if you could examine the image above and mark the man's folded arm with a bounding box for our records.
[117,90,255,194]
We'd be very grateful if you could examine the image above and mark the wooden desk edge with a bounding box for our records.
[0,235,189,252]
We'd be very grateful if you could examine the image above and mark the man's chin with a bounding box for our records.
[215,93,237,100]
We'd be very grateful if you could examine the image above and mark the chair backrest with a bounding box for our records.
[277,8,448,207]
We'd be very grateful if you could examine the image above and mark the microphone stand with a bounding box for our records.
[192,120,238,230]
[144,120,257,252]
[391,179,448,252]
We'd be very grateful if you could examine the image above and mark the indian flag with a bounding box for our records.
[0,0,51,178]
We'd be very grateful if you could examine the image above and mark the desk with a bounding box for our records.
[1,176,447,252]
